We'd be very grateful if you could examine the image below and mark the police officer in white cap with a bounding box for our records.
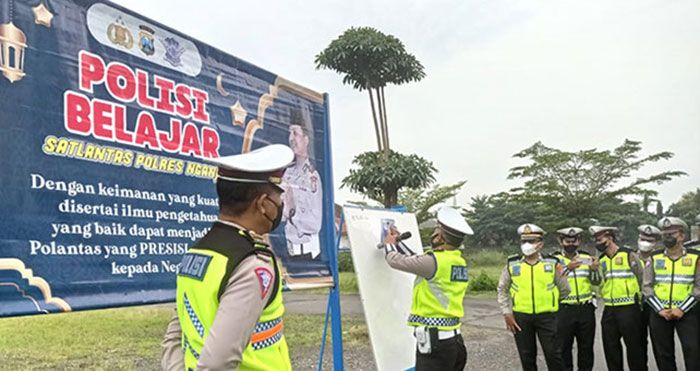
[497,223,569,371]
[161,144,294,371]
[591,225,647,371]
[643,216,700,371]
[382,207,472,371]
[553,227,600,371]
[636,223,662,366]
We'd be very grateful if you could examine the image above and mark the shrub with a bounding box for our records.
[468,271,498,292]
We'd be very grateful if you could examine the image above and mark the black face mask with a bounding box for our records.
[595,240,608,252]
[663,236,678,248]
[564,245,578,254]
[263,198,284,232]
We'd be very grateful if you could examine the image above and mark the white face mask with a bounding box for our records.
[638,239,656,252]
[521,242,538,256]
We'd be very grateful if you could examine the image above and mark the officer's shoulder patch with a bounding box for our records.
[178,252,212,281]
[450,266,469,282]
[682,257,693,267]
[254,267,274,299]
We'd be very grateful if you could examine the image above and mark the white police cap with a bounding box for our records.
[207,144,294,187]
[518,223,545,237]
[637,224,661,237]
[589,226,618,236]
[437,207,473,236]
[657,216,688,231]
[556,227,583,237]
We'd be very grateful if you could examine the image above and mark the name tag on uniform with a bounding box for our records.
[179,253,212,280]
[655,259,666,270]
[512,265,521,276]
[615,257,623,265]
[451,266,469,282]
[683,257,692,267]
[544,264,553,272]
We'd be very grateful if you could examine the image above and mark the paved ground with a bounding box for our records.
[285,292,685,370]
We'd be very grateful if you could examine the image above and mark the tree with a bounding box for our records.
[341,150,436,208]
[398,181,467,225]
[667,188,700,224]
[505,139,685,243]
[315,27,425,156]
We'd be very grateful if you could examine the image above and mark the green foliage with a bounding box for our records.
[667,188,700,225]
[342,150,437,207]
[399,181,466,226]
[466,140,685,245]
[338,251,355,272]
[465,249,509,267]
[316,27,425,153]
[315,26,425,91]
[468,271,498,292]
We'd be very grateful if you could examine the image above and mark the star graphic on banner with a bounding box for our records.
[230,100,247,127]
[32,3,54,28]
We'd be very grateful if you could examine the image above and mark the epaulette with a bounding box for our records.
[507,254,521,262]
[619,246,634,253]
[686,249,700,256]
[650,248,665,257]
[541,254,559,264]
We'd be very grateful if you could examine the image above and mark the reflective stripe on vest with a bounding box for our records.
[600,249,640,307]
[652,252,698,309]
[555,253,594,305]
[408,249,468,330]
[509,257,559,314]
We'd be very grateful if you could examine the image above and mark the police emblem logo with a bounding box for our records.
[568,228,576,236]
[161,37,185,67]
[615,257,623,265]
[523,225,532,234]
[512,264,521,276]
[663,218,672,228]
[644,226,652,234]
[682,257,692,267]
[107,16,133,49]
[655,259,666,270]
[451,266,469,282]
[255,267,273,299]
[138,25,155,56]
[544,264,553,272]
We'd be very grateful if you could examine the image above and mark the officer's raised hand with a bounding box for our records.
[504,313,522,334]
[590,257,600,271]
[383,227,400,245]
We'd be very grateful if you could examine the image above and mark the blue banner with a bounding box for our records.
[0,0,334,317]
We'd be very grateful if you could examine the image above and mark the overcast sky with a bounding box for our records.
[114,0,699,210]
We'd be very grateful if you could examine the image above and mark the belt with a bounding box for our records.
[438,328,461,340]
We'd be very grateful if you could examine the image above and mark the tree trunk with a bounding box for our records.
[380,86,390,153]
[368,88,383,151]
[376,88,389,160]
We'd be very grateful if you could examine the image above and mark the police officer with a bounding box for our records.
[637,224,662,362]
[554,227,600,371]
[382,207,472,371]
[282,110,323,260]
[591,225,647,371]
[497,223,569,371]
[643,216,700,371]
[161,144,294,370]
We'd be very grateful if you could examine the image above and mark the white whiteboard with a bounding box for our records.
[343,206,418,371]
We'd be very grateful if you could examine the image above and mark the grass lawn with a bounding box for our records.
[0,306,367,370]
